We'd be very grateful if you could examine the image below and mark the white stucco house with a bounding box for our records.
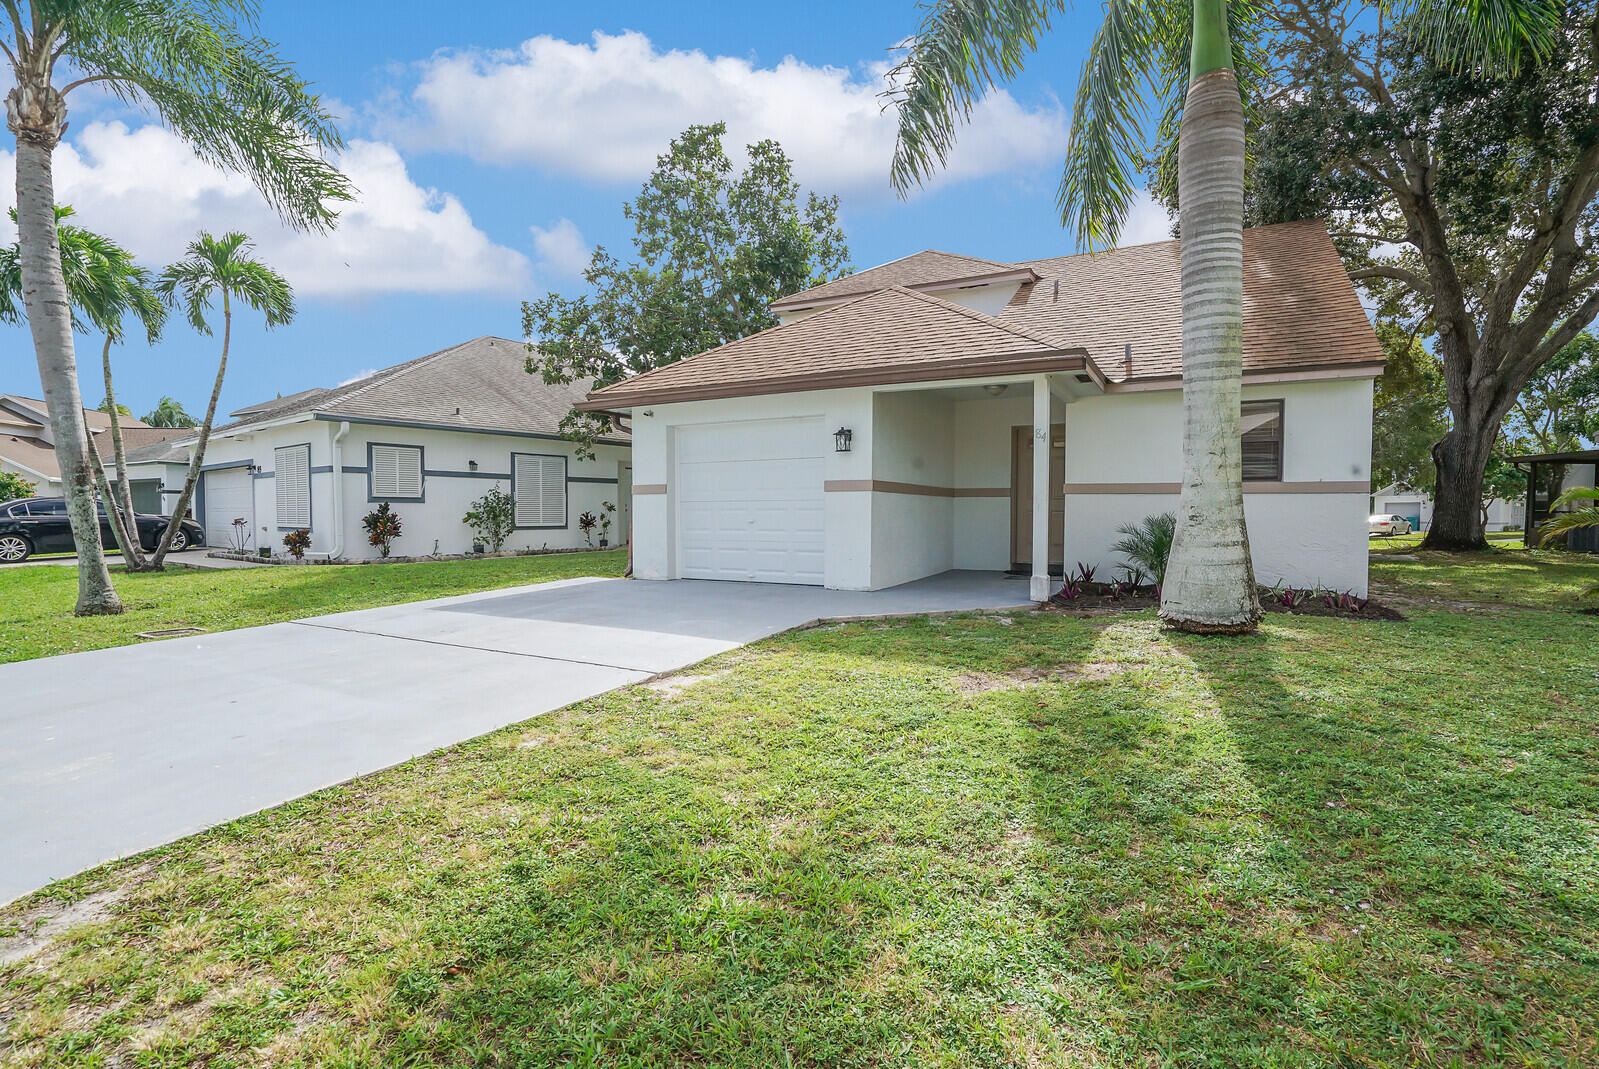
[578,219,1383,600]
[198,336,630,559]
[1370,483,1524,533]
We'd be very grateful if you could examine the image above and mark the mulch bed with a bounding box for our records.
[1044,583,1404,621]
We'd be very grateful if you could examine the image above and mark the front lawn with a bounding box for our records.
[0,550,627,663]
[2,554,1596,1067]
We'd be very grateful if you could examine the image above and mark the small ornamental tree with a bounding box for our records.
[362,502,403,558]
[281,528,311,560]
[577,510,599,547]
[463,485,515,552]
[0,470,35,502]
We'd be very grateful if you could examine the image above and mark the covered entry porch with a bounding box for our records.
[867,370,1099,600]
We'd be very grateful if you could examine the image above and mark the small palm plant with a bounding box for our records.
[154,231,295,566]
[1538,487,1599,596]
[1112,513,1177,592]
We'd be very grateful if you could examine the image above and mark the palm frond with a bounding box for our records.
[1389,0,1563,75]
[1111,511,1176,584]
[59,0,353,232]
[1537,486,1599,546]
[157,228,294,332]
[886,0,1068,198]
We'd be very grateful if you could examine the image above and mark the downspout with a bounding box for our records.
[309,421,350,560]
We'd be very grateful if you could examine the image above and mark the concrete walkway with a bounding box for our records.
[1,572,1029,904]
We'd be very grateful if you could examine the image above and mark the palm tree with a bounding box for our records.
[143,396,198,429]
[3,1,349,614]
[151,231,294,566]
[886,0,1560,633]
[0,205,165,566]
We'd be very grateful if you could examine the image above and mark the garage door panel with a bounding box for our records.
[203,468,255,550]
[675,419,825,585]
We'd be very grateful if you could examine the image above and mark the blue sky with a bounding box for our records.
[1,0,1167,421]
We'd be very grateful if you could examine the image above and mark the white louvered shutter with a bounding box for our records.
[370,445,422,499]
[514,454,567,527]
[274,444,311,528]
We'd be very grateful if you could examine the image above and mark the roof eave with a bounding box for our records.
[576,349,1090,410]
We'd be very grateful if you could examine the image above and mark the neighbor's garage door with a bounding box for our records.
[1385,500,1422,530]
[203,466,255,550]
[675,418,825,585]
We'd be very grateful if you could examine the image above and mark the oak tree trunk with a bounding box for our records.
[1159,59,1262,633]
[7,83,122,613]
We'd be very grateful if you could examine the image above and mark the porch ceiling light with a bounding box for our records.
[984,383,1008,396]
[834,427,853,452]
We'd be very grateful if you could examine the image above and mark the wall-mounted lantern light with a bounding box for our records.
[834,427,853,453]
[468,459,478,471]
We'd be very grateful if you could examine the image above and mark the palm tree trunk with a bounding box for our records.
[153,287,230,566]
[86,422,140,564]
[8,96,123,614]
[1158,0,1261,634]
[99,333,149,569]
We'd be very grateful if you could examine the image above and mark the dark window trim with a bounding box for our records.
[273,442,313,531]
[512,451,569,530]
[1241,399,1284,482]
[366,442,426,503]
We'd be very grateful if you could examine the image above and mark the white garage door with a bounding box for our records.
[203,467,255,550]
[676,418,825,585]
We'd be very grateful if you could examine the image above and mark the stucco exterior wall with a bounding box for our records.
[1061,378,1374,594]
[870,391,954,588]
[624,374,1377,596]
[201,419,629,560]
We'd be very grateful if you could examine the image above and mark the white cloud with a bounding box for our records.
[529,218,590,278]
[1119,190,1175,246]
[338,368,378,385]
[0,121,529,298]
[379,31,1066,197]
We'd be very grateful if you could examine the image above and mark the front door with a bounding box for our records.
[1010,424,1064,572]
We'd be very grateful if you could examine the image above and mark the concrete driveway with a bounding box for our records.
[1,572,1029,904]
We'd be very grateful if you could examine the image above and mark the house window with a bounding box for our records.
[370,444,423,500]
[274,444,311,528]
[513,453,567,528]
[1241,400,1284,481]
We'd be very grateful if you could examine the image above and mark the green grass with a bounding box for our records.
[1368,530,1524,551]
[0,550,626,663]
[1371,543,1599,609]
[3,555,1597,1066]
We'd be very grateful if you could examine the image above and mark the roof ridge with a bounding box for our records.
[1013,217,1327,269]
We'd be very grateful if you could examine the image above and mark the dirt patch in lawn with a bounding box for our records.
[645,670,730,700]
[954,662,1124,694]
[0,886,128,966]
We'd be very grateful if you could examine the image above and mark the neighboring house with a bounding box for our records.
[580,219,1382,599]
[199,336,631,559]
[1370,484,1524,533]
[1511,447,1599,552]
[0,393,189,507]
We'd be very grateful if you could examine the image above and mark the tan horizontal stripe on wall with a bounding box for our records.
[634,483,667,495]
[823,479,1009,497]
[1063,481,1369,495]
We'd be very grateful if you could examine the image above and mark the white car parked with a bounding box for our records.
[1369,514,1414,537]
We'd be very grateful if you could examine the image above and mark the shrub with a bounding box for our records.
[577,510,598,546]
[463,484,515,552]
[281,528,311,560]
[362,502,403,558]
[1111,512,1175,586]
[0,469,35,502]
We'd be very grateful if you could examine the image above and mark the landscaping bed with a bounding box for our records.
[1047,582,1404,620]
[207,544,613,566]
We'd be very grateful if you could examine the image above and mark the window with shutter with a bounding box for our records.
[1241,400,1284,481]
[512,453,567,527]
[274,444,311,528]
[369,444,423,500]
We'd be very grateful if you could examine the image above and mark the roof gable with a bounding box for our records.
[770,250,1030,311]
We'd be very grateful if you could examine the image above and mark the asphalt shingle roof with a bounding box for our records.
[583,219,1383,408]
[217,336,625,442]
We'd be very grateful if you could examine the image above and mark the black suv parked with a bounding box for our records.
[0,497,204,563]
